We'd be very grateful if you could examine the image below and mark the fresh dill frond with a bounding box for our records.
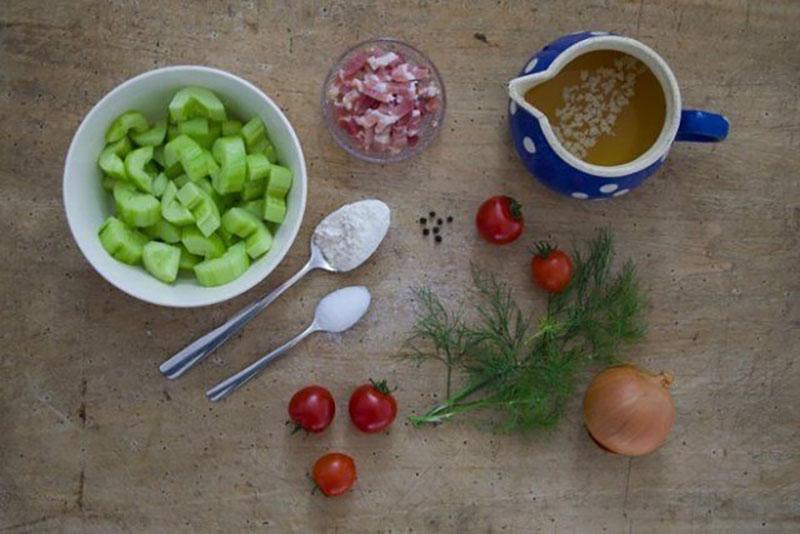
[405,229,647,431]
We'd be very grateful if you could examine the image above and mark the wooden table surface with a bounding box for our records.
[2,1,799,532]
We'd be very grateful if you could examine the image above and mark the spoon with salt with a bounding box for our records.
[206,286,371,401]
[160,199,390,380]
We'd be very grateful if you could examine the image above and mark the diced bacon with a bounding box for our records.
[390,63,430,82]
[342,89,361,111]
[326,48,443,154]
[339,51,369,80]
[367,51,400,70]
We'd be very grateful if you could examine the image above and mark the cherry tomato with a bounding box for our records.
[475,196,524,244]
[288,385,335,433]
[531,242,574,293]
[348,380,397,433]
[312,452,356,497]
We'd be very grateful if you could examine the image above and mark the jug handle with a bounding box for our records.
[675,110,730,142]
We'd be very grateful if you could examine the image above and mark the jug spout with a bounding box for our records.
[508,73,548,117]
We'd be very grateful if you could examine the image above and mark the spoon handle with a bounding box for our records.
[206,323,318,402]
[159,259,316,380]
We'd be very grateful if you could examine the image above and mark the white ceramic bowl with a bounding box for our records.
[63,66,307,307]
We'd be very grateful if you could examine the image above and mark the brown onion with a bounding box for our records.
[583,364,675,456]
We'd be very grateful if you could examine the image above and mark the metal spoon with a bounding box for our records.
[206,286,371,402]
[159,199,390,380]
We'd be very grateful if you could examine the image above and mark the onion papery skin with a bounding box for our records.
[583,365,675,456]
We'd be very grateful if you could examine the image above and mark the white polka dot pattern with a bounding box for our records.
[524,57,539,73]
[523,136,536,154]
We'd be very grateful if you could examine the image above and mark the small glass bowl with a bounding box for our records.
[321,37,447,164]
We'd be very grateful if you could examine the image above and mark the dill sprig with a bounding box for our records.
[405,229,647,431]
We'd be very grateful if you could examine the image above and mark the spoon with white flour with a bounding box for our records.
[159,199,390,379]
[206,286,371,401]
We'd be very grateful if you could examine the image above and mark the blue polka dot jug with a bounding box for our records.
[508,32,729,200]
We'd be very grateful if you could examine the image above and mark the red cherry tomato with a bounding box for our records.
[312,452,356,497]
[348,380,397,433]
[475,196,524,244]
[288,385,335,433]
[531,242,574,293]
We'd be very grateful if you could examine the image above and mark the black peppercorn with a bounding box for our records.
[429,211,436,218]
[435,235,442,243]
[432,227,440,234]
[420,217,427,225]
[437,218,443,225]
[423,228,430,236]
[446,216,453,223]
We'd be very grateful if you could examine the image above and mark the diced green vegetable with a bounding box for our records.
[106,136,133,157]
[211,136,246,194]
[98,216,148,265]
[114,182,160,227]
[102,175,118,192]
[164,134,207,181]
[173,174,191,188]
[105,111,149,143]
[142,241,181,283]
[144,218,181,243]
[217,226,239,247]
[176,181,220,237]
[263,196,286,224]
[241,178,265,201]
[178,243,202,270]
[124,145,154,193]
[161,181,195,226]
[169,87,227,123]
[130,118,167,147]
[242,199,264,219]
[178,118,221,149]
[262,142,277,163]
[246,153,270,181]
[204,151,220,181]
[193,242,250,287]
[98,146,127,181]
[151,172,168,198]
[195,178,227,212]
[222,207,272,259]
[152,145,165,167]
[266,164,292,198]
[181,226,225,259]
[222,120,242,136]
[240,117,267,152]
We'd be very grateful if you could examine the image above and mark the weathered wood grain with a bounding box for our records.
[1,1,798,532]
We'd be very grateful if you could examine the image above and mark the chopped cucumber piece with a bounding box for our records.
[263,196,287,224]
[195,178,227,212]
[241,178,265,201]
[169,87,227,123]
[211,136,246,194]
[176,182,220,236]
[245,225,273,259]
[98,216,148,265]
[144,160,160,176]
[124,145,154,193]
[164,134,207,181]
[178,243,202,270]
[173,174,191,188]
[98,146,127,181]
[105,111,149,143]
[240,117,267,152]
[181,226,225,259]
[222,120,242,136]
[242,199,264,219]
[151,172,168,198]
[178,118,221,149]
[114,182,161,227]
[193,242,250,287]
[161,181,195,226]
[106,136,133,157]
[130,118,167,146]
[222,207,272,259]
[142,241,181,283]
[144,218,181,243]
[217,226,240,247]
[204,150,220,181]
[262,142,277,163]
[266,164,292,198]
[246,153,271,181]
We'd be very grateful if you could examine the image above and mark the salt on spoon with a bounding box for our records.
[160,199,390,380]
[206,286,371,401]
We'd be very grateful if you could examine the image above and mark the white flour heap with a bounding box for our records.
[313,199,391,272]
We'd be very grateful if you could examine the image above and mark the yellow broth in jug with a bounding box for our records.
[524,50,666,166]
